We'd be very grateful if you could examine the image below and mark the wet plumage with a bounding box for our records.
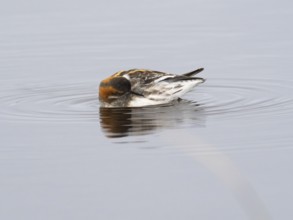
[99,68,205,107]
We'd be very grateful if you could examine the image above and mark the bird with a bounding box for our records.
[99,68,205,107]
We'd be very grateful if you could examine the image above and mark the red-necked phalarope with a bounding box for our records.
[99,68,205,107]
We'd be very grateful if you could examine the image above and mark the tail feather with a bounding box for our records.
[182,68,204,77]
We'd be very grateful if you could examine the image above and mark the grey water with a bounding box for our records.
[1,0,293,219]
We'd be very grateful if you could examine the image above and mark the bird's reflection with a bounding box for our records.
[99,101,271,220]
[99,100,206,138]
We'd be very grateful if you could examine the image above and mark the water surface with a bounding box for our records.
[1,0,293,219]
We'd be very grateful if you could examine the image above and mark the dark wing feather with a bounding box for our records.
[182,68,204,77]
[162,75,205,83]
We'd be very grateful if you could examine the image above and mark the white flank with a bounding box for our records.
[128,78,204,107]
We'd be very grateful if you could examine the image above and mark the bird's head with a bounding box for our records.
[99,76,131,104]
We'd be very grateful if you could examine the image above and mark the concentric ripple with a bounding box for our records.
[0,81,100,122]
[194,78,293,118]
[0,78,292,123]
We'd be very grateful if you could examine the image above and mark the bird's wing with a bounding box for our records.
[119,69,173,94]
[112,68,204,97]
